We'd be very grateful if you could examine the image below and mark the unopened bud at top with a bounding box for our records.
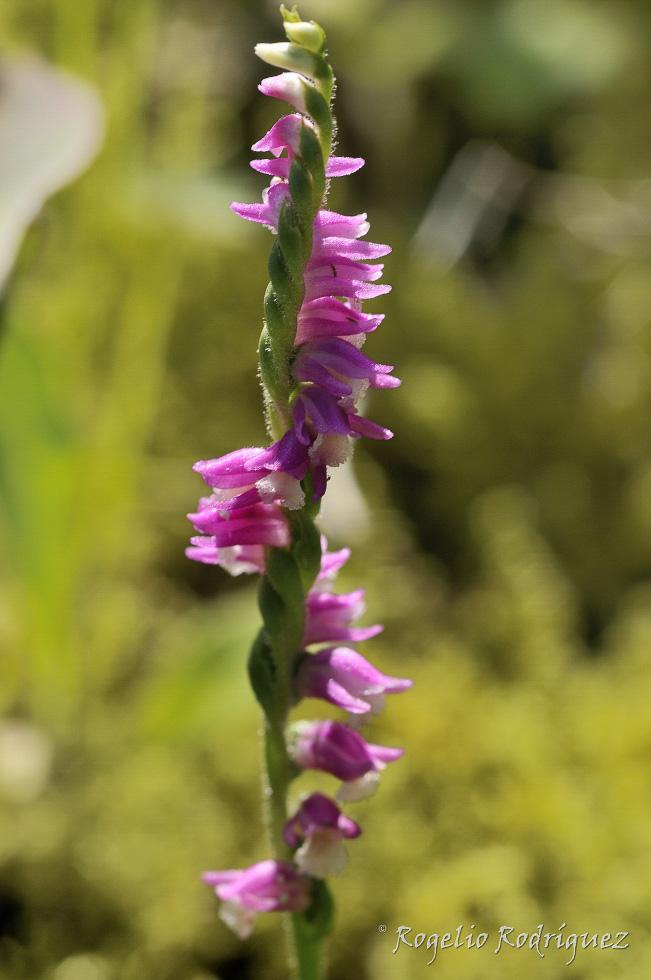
[283,20,326,53]
[255,42,321,82]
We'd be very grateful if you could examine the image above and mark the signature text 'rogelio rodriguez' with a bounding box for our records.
[391,923,630,967]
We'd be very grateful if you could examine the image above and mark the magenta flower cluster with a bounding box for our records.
[187,88,399,569]
[201,539,410,936]
[191,29,411,941]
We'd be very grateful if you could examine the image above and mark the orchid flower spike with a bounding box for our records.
[189,8,409,971]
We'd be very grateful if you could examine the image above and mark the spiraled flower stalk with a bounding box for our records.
[187,7,411,978]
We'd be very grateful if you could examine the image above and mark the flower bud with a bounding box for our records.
[254,42,321,81]
[289,719,403,782]
[283,20,326,53]
[284,792,361,878]
[202,860,310,938]
[296,646,412,715]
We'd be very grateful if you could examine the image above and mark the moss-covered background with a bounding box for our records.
[1,0,651,977]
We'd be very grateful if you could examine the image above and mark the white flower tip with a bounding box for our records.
[349,378,370,400]
[347,333,367,350]
[257,473,305,510]
[366,692,386,715]
[336,771,380,803]
[311,434,352,467]
[219,901,256,939]
[215,547,261,577]
[295,832,349,878]
[254,42,282,59]
[254,42,319,80]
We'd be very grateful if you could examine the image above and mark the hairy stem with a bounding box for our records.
[263,715,292,858]
[260,512,324,978]
[291,912,324,980]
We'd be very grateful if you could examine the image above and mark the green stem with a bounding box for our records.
[263,715,292,858]
[259,514,325,979]
[291,913,324,980]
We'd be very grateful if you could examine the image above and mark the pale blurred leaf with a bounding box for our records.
[0,56,104,290]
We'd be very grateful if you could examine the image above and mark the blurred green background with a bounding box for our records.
[1,0,651,977]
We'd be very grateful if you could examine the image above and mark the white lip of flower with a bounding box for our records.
[210,471,304,513]
[348,687,386,715]
[348,378,370,402]
[217,546,261,576]
[336,771,380,803]
[219,900,257,939]
[210,486,244,515]
[295,829,349,878]
[364,690,386,714]
[346,692,385,729]
[311,573,335,593]
[256,472,305,510]
[287,720,313,766]
[349,595,367,619]
[346,332,367,350]
[309,433,352,467]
